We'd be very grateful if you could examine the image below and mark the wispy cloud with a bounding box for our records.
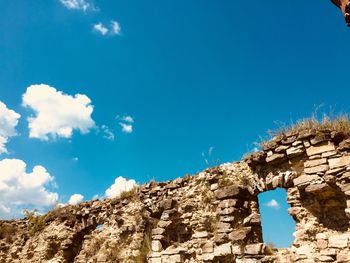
[122,116,134,123]
[93,20,122,37]
[111,20,121,35]
[117,115,134,134]
[93,22,109,35]
[266,199,280,209]
[59,0,96,12]
[119,123,133,133]
[101,125,115,140]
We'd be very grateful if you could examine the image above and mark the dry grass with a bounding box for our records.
[265,242,276,255]
[201,186,215,204]
[134,229,152,263]
[0,223,16,242]
[267,114,350,138]
[24,209,46,236]
[120,187,138,199]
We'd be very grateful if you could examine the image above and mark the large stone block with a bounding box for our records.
[214,243,232,257]
[328,155,350,169]
[306,143,336,156]
[218,199,240,208]
[266,153,286,163]
[304,164,329,174]
[215,185,242,200]
[151,240,162,252]
[244,243,264,255]
[228,227,251,241]
[304,158,328,168]
[193,231,208,238]
[286,146,304,157]
[293,174,321,186]
[328,234,348,248]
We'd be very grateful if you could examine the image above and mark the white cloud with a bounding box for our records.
[105,176,137,198]
[111,20,121,35]
[101,125,115,140]
[59,0,95,11]
[0,101,21,154]
[0,159,58,219]
[119,122,133,134]
[73,157,79,161]
[93,22,109,35]
[93,20,122,37]
[68,194,84,205]
[266,199,280,209]
[122,115,134,123]
[22,84,95,141]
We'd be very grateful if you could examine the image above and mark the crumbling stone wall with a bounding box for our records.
[1,129,350,262]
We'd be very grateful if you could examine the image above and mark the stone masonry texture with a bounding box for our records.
[1,129,350,262]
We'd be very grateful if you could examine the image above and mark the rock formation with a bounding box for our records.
[1,127,350,262]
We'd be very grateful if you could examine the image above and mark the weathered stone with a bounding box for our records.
[202,242,214,253]
[286,146,304,157]
[306,143,336,156]
[215,185,242,200]
[193,231,208,238]
[337,252,350,263]
[149,258,162,263]
[322,150,337,158]
[243,213,261,226]
[275,145,289,153]
[304,158,327,168]
[159,198,174,210]
[310,133,328,145]
[328,155,350,169]
[266,153,286,163]
[198,253,215,261]
[152,228,166,235]
[338,139,350,151]
[210,183,219,191]
[293,174,321,186]
[231,245,243,254]
[218,222,232,233]
[316,239,328,250]
[213,233,227,244]
[295,244,316,255]
[218,199,240,208]
[228,227,251,241]
[214,243,232,257]
[219,207,236,215]
[304,164,329,174]
[220,216,235,222]
[315,255,334,262]
[305,183,330,194]
[157,220,172,228]
[244,243,264,255]
[151,240,162,252]
[328,234,348,248]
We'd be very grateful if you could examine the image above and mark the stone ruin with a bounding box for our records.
[1,129,350,262]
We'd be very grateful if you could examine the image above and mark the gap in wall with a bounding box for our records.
[258,188,295,248]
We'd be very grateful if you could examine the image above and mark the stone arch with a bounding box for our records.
[244,131,350,261]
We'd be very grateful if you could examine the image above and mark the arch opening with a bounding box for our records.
[258,188,295,248]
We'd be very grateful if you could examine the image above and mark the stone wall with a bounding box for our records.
[1,129,350,262]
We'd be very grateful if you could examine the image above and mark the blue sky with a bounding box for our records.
[0,0,349,246]
[258,189,295,248]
